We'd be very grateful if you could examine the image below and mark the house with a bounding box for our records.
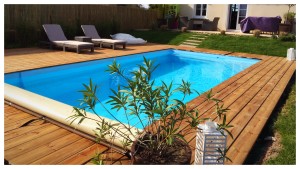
[179,4,296,32]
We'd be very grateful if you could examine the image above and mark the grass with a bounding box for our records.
[198,34,296,57]
[129,30,296,164]
[130,30,295,57]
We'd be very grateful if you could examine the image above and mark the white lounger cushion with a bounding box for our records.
[92,39,126,44]
[53,40,94,46]
[110,33,147,45]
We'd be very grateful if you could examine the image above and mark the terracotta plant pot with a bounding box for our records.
[131,137,192,165]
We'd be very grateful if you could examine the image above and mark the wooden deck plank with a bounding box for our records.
[4,106,22,117]
[5,115,38,129]
[4,111,33,123]
[5,121,49,141]
[225,59,289,119]
[4,105,35,120]
[31,138,95,164]
[5,124,60,150]
[219,62,289,126]
[5,115,35,127]
[223,61,293,163]
[225,62,296,164]
[58,143,108,165]
[203,57,284,119]
[5,128,70,159]
[226,60,292,143]
[4,44,173,73]
[8,132,83,164]
[4,116,39,132]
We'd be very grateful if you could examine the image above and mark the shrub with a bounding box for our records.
[279,33,296,42]
[284,12,296,24]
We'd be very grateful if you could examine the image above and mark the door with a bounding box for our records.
[228,4,247,30]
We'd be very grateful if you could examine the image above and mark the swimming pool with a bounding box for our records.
[4,49,259,129]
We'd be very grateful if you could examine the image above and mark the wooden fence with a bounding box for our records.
[5,5,159,47]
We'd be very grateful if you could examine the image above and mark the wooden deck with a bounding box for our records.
[4,44,295,165]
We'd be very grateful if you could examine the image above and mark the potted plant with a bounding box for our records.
[68,57,233,164]
[284,4,296,24]
[284,12,296,24]
[279,4,296,33]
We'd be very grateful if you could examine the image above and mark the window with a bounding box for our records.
[238,4,247,23]
[195,4,207,18]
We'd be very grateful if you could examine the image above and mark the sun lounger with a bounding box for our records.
[81,25,126,50]
[42,24,94,53]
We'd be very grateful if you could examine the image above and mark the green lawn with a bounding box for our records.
[130,30,295,57]
[130,30,296,164]
[198,34,296,57]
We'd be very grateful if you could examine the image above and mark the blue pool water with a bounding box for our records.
[5,49,259,129]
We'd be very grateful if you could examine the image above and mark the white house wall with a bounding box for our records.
[205,4,229,31]
[247,4,296,20]
[179,4,296,31]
